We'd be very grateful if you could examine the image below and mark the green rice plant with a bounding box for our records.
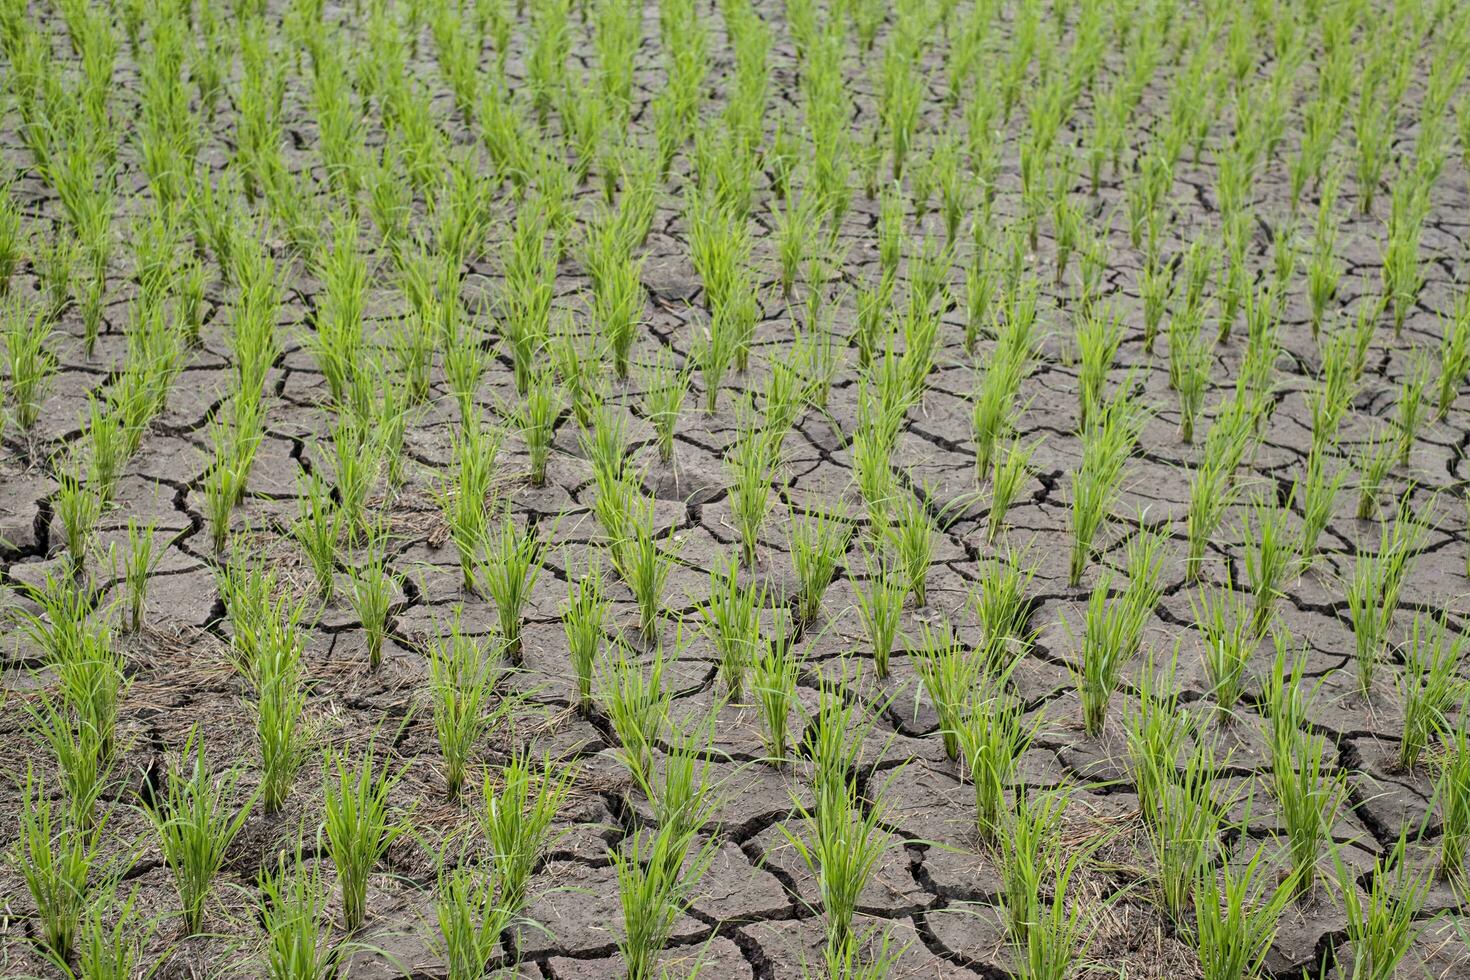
[959,662,1036,845]
[1185,457,1237,583]
[481,750,573,920]
[60,877,156,980]
[110,518,161,633]
[1240,495,1296,636]
[1073,572,1141,736]
[854,274,895,370]
[260,846,338,980]
[781,759,897,964]
[253,616,309,815]
[0,189,21,294]
[642,708,720,844]
[1075,302,1124,427]
[1438,716,1470,880]
[599,638,670,790]
[972,549,1037,666]
[752,621,799,766]
[642,348,690,465]
[322,744,407,932]
[1068,396,1144,586]
[550,316,603,430]
[145,730,256,935]
[4,301,58,432]
[292,472,341,603]
[913,620,979,761]
[83,395,130,504]
[1336,836,1430,980]
[789,502,852,625]
[427,611,503,798]
[1396,612,1464,771]
[347,535,397,672]
[202,396,264,553]
[1294,447,1347,568]
[1437,296,1470,419]
[763,357,804,452]
[1269,718,1347,901]
[54,467,100,580]
[1192,580,1256,722]
[1394,354,1432,465]
[695,308,739,414]
[478,510,545,661]
[1171,310,1212,445]
[998,788,1067,952]
[438,422,500,594]
[988,437,1038,542]
[1353,424,1397,521]
[1346,504,1428,693]
[444,326,488,429]
[854,542,904,679]
[328,416,381,542]
[726,419,779,567]
[971,327,1033,478]
[1010,820,1098,980]
[611,812,718,980]
[1306,199,1343,339]
[579,394,630,487]
[515,368,561,487]
[614,494,682,638]
[562,563,607,712]
[1192,843,1297,980]
[1382,180,1429,337]
[888,490,934,608]
[699,556,763,699]
[12,768,108,961]
[432,855,508,980]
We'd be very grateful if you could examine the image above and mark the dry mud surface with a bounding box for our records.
[2,0,1470,978]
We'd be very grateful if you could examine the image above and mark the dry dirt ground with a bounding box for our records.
[2,0,1470,978]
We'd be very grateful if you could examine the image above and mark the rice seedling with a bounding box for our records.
[1395,612,1464,771]
[888,490,934,608]
[515,367,561,487]
[599,638,670,790]
[642,347,690,465]
[1352,425,1397,521]
[60,877,157,980]
[4,301,58,433]
[562,562,607,712]
[1437,296,1470,419]
[292,471,341,602]
[1192,580,1256,722]
[427,611,504,799]
[145,730,257,935]
[971,322,1033,479]
[432,854,508,980]
[327,416,381,543]
[1068,395,1143,586]
[698,556,763,699]
[54,466,100,579]
[789,502,852,625]
[481,750,573,921]
[1073,570,1146,737]
[1185,456,1238,584]
[726,413,780,567]
[478,509,545,660]
[322,744,407,932]
[1075,302,1124,427]
[854,542,904,679]
[1193,843,1298,980]
[1346,503,1428,693]
[988,437,1038,541]
[913,619,980,761]
[1239,494,1296,636]
[611,812,718,980]
[997,787,1067,952]
[614,494,681,638]
[782,757,898,964]
[347,536,397,671]
[260,845,339,980]
[1438,716,1470,880]
[752,620,800,766]
[1335,836,1429,980]
[12,768,108,961]
[1269,714,1347,901]
[972,549,1038,667]
[253,619,310,815]
[1010,820,1099,980]
[1393,354,1432,466]
[959,660,1036,845]
[1294,446,1347,568]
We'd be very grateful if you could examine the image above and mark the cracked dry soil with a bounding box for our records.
[3,0,1470,978]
